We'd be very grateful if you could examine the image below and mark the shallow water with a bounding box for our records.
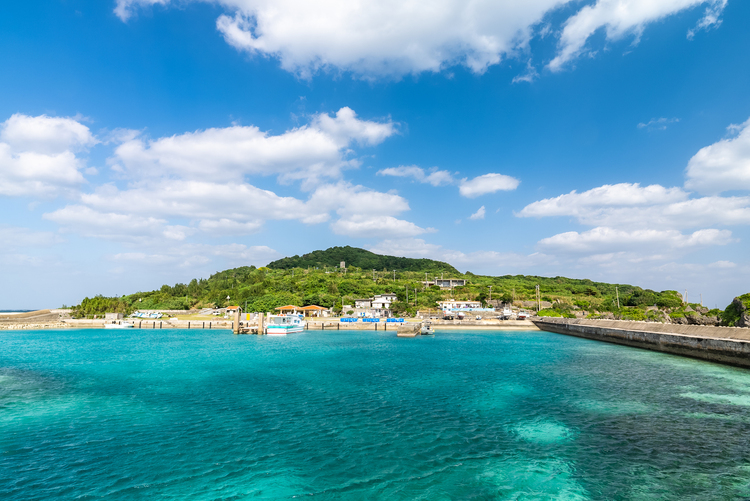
[1,328,750,500]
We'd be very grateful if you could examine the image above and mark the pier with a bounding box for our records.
[533,317,750,369]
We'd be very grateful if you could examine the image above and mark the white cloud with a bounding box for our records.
[459,173,520,198]
[0,225,62,250]
[549,0,726,72]
[0,114,97,196]
[637,117,679,130]
[332,215,433,238]
[377,165,454,186]
[538,227,733,254]
[116,0,725,79]
[43,205,193,242]
[688,0,728,39]
[469,206,486,220]
[685,117,750,194]
[111,107,395,184]
[367,238,443,258]
[45,179,422,240]
[709,260,736,268]
[111,243,280,269]
[114,0,169,21]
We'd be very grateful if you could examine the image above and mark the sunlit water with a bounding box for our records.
[2,328,750,500]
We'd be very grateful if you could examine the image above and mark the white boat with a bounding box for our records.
[517,310,531,320]
[501,307,513,319]
[104,322,134,329]
[266,314,305,335]
[420,321,434,335]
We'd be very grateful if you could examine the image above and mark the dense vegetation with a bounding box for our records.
[721,293,750,327]
[71,246,731,321]
[267,246,459,275]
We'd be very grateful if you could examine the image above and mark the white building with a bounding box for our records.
[437,300,482,310]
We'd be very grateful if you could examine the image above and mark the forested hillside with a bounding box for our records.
[71,247,720,322]
[267,246,459,274]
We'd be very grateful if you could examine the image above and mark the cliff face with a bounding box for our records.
[732,296,750,328]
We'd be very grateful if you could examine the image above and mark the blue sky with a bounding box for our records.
[2,0,749,309]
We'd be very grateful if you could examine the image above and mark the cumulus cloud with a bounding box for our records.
[538,227,733,254]
[469,206,486,220]
[111,243,280,269]
[548,0,727,72]
[333,215,433,238]
[111,107,395,184]
[0,114,97,196]
[115,0,724,78]
[685,117,750,194]
[377,165,454,186]
[459,173,520,198]
[44,205,194,242]
[519,183,750,233]
[46,179,422,240]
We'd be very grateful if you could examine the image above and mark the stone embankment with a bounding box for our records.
[533,317,750,368]
[0,310,69,330]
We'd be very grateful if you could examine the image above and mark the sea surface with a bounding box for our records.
[2,328,750,500]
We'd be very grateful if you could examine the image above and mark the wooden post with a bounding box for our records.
[203,321,205,329]
[258,313,264,335]
[233,308,241,334]
[188,321,190,329]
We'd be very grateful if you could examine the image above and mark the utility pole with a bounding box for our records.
[700,294,703,307]
[393,270,395,282]
[373,269,375,281]
[488,285,492,302]
[406,287,409,304]
[415,288,417,306]
[685,289,688,304]
[616,287,620,309]
[535,285,541,311]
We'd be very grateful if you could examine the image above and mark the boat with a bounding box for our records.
[517,310,531,320]
[501,307,513,320]
[456,311,465,320]
[104,322,134,329]
[266,314,305,335]
[420,321,434,335]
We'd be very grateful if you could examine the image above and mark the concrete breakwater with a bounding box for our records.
[532,317,750,368]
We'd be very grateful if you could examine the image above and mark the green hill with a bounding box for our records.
[267,246,460,275]
[71,246,726,323]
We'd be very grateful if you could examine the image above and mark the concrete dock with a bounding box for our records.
[533,317,750,368]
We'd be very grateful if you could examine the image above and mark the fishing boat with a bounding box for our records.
[420,321,434,335]
[104,322,134,329]
[266,314,305,335]
[501,307,513,319]
[517,310,531,320]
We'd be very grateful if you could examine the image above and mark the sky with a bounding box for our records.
[1,0,749,309]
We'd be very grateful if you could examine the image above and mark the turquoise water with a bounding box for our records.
[2,328,750,500]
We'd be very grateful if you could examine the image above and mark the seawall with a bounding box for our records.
[532,317,750,368]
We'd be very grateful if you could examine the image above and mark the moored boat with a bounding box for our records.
[266,314,305,335]
[420,321,434,335]
[104,322,134,329]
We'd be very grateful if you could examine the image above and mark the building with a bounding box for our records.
[275,305,300,314]
[299,305,328,317]
[422,279,467,289]
[105,312,123,320]
[372,293,397,310]
[275,305,329,317]
[437,300,482,310]
[354,299,372,308]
